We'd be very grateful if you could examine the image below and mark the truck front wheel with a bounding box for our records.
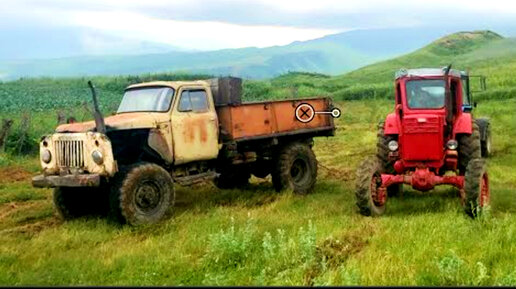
[109,162,174,226]
[272,142,317,194]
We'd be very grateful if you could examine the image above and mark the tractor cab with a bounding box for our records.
[391,68,466,168]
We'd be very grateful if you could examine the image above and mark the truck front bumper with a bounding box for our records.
[32,174,101,188]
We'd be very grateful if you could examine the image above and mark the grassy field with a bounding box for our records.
[1,97,515,286]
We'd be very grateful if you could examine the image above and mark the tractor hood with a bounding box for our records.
[56,112,167,133]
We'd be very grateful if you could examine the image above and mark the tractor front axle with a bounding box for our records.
[381,167,464,192]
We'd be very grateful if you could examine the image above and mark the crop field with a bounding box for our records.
[1,95,515,285]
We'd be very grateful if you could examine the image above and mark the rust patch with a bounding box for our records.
[182,117,209,143]
[0,167,31,184]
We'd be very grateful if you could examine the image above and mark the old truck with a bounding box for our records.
[32,77,336,225]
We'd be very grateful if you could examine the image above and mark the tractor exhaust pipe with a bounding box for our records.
[443,64,453,136]
[87,80,106,134]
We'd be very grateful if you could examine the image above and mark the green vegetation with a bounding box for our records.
[0,30,515,285]
[1,98,515,286]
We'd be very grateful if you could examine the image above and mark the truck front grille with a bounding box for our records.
[55,140,85,168]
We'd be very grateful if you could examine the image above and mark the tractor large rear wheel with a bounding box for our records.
[355,157,386,216]
[376,121,403,197]
[464,158,490,218]
[458,121,481,173]
[272,142,317,195]
[475,118,492,158]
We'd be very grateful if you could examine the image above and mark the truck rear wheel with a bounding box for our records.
[355,157,386,217]
[53,187,108,220]
[458,121,481,173]
[464,158,490,218]
[272,142,317,194]
[109,162,174,226]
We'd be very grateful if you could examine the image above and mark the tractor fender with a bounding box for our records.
[453,113,473,135]
[384,113,400,135]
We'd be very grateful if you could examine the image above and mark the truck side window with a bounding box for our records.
[178,90,209,112]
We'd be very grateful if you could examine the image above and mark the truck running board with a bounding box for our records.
[173,171,219,186]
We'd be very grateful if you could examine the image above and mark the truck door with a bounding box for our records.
[171,87,219,165]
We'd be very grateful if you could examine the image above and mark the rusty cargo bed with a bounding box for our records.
[216,97,335,142]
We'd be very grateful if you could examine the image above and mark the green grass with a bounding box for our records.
[0,29,515,285]
[0,98,515,286]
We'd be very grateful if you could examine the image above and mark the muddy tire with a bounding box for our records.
[376,121,402,196]
[272,142,317,194]
[377,121,396,174]
[53,187,108,220]
[355,157,386,216]
[458,121,481,173]
[214,169,251,189]
[109,162,174,226]
[464,158,490,218]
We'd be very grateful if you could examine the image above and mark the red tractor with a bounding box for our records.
[356,66,491,218]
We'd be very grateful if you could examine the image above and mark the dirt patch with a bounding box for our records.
[0,167,32,184]
[1,218,60,236]
[316,233,368,269]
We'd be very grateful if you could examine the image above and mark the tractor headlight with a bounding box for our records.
[447,140,458,150]
[92,150,104,165]
[388,140,399,151]
[41,149,52,163]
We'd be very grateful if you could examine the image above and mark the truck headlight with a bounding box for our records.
[388,140,399,151]
[41,149,52,163]
[92,150,104,165]
[447,140,458,150]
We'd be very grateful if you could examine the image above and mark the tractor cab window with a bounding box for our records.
[117,87,174,113]
[406,79,445,109]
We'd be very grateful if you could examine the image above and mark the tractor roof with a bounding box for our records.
[395,68,466,80]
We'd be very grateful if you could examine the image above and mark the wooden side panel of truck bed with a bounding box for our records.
[216,97,335,141]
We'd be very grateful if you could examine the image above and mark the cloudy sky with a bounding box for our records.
[1,0,516,58]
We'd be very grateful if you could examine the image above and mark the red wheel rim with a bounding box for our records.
[370,174,384,206]
[479,172,489,207]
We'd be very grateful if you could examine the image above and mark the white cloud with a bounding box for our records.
[68,10,340,50]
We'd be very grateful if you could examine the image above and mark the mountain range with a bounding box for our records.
[0,27,501,81]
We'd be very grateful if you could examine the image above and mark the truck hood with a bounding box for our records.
[56,112,165,133]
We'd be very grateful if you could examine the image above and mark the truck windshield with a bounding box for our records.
[117,87,175,113]
[406,79,445,109]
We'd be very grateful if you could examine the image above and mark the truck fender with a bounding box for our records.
[453,114,473,135]
[148,128,173,164]
[475,118,490,141]
[384,113,400,135]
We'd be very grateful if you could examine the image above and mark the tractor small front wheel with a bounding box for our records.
[355,157,386,216]
[464,158,490,218]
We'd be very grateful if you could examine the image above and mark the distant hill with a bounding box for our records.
[253,30,515,101]
[0,27,465,80]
